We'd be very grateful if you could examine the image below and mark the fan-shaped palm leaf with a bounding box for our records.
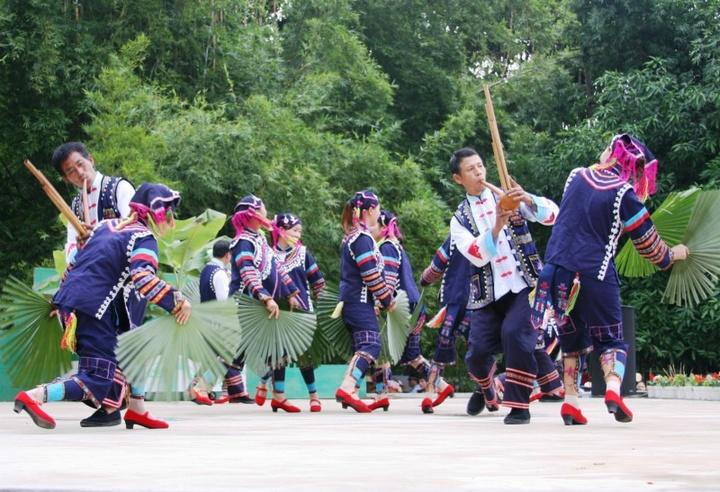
[235,295,317,376]
[315,284,353,361]
[663,190,720,306]
[379,290,412,364]
[616,188,700,277]
[0,276,72,388]
[116,299,241,400]
[408,289,425,330]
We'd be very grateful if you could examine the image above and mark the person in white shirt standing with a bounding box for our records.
[448,147,558,425]
[189,240,233,405]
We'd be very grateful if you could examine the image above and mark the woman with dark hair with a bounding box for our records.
[335,190,395,412]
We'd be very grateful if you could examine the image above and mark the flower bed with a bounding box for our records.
[647,373,720,400]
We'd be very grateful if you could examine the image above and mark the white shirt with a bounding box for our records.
[209,257,231,301]
[64,172,135,263]
[450,189,558,301]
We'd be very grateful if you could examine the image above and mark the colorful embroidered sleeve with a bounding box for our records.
[351,234,393,307]
[130,235,182,313]
[421,236,451,286]
[620,190,673,270]
[450,216,496,268]
[519,193,559,225]
[234,239,272,301]
[379,241,402,296]
[304,250,326,297]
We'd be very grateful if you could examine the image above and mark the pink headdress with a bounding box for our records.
[378,209,403,241]
[605,134,659,201]
[231,195,271,236]
[270,212,302,248]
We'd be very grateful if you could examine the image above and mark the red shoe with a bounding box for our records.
[14,391,55,429]
[271,399,301,413]
[309,398,322,413]
[368,396,390,412]
[421,397,434,414]
[335,389,371,413]
[254,385,268,406]
[190,388,213,406]
[124,409,169,429]
[432,383,455,407]
[560,403,588,425]
[605,390,633,423]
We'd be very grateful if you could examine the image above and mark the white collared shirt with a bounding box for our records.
[450,188,558,300]
[209,257,231,301]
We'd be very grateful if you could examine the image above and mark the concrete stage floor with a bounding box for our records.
[0,396,717,491]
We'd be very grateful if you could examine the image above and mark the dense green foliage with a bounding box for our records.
[1,0,718,377]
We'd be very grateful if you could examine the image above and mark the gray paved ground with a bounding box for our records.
[0,396,718,491]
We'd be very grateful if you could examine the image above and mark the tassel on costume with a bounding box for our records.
[330,301,344,319]
[426,305,447,329]
[59,311,77,353]
[565,274,581,315]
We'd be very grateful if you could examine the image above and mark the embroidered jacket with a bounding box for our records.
[338,228,392,307]
[274,244,325,311]
[229,229,299,301]
[450,189,557,308]
[544,167,673,283]
[54,219,181,324]
[421,235,472,308]
[378,239,421,305]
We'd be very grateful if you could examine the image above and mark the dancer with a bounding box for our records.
[253,212,326,412]
[226,196,302,411]
[13,183,190,430]
[531,133,689,425]
[335,191,395,412]
[371,209,454,414]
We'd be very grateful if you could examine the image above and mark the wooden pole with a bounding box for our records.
[24,159,89,238]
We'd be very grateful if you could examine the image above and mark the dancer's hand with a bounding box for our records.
[386,300,397,313]
[264,298,280,319]
[289,295,302,311]
[671,244,690,261]
[174,300,192,325]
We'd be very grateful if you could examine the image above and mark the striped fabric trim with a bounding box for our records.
[623,207,650,232]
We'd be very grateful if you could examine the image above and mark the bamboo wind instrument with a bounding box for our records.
[24,159,89,238]
[483,85,519,210]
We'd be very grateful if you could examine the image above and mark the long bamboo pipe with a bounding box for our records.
[483,85,519,210]
[24,159,89,238]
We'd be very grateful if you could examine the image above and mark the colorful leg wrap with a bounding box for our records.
[300,366,317,394]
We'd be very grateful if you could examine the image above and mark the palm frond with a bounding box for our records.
[663,190,720,306]
[235,295,317,376]
[616,188,700,277]
[315,284,353,361]
[116,299,242,400]
[0,276,72,388]
[408,289,425,329]
[379,290,412,364]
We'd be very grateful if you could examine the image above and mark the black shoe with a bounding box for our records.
[466,391,485,416]
[503,408,531,425]
[229,395,254,404]
[80,408,122,427]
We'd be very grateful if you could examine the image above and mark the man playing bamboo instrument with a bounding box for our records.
[448,147,558,425]
[50,141,162,428]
